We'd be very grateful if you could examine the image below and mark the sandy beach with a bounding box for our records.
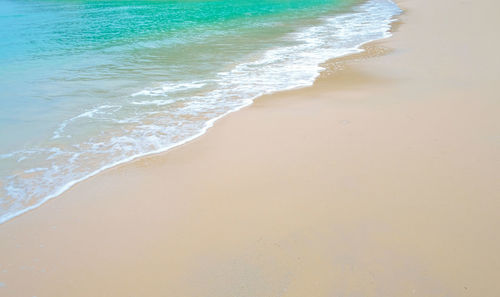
[1,0,499,296]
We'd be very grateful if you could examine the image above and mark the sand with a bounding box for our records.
[1,0,499,296]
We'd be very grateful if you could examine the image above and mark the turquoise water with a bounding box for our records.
[0,0,401,223]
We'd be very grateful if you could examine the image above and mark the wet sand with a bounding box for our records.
[1,0,499,296]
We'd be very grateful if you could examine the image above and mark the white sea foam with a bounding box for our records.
[52,105,122,139]
[131,99,176,106]
[131,82,207,97]
[0,0,401,224]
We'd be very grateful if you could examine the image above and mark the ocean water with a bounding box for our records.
[0,0,401,223]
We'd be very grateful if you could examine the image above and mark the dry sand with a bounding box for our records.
[1,0,499,296]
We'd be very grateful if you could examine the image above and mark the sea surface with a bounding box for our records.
[0,0,401,223]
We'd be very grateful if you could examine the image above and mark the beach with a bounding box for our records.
[1,0,499,296]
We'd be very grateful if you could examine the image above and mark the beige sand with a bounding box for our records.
[1,0,499,296]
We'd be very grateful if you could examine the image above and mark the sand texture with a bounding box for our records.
[1,0,499,296]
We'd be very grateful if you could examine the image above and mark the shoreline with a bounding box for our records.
[0,1,402,225]
[1,0,500,296]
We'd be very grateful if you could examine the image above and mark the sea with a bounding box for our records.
[0,0,401,223]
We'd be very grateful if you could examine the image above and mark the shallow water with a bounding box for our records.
[0,0,401,223]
